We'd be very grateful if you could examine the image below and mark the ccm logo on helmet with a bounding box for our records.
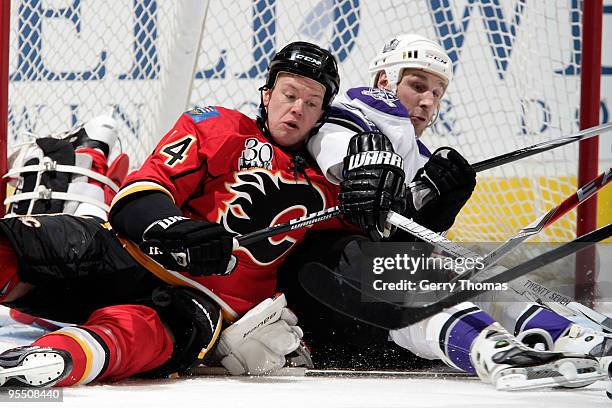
[427,52,448,65]
[294,53,322,66]
[347,151,404,170]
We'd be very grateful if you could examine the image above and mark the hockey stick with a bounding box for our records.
[472,122,611,172]
[384,166,609,272]
[298,224,611,330]
[234,207,341,247]
[385,210,612,330]
[452,167,611,283]
[232,124,611,249]
[294,176,612,330]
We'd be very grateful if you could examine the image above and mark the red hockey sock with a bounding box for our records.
[32,334,87,387]
[84,305,174,382]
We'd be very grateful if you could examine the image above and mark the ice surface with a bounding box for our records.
[0,375,610,408]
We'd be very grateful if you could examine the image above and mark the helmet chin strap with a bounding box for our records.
[425,109,440,132]
[256,86,272,139]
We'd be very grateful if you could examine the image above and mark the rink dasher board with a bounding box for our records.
[190,366,476,379]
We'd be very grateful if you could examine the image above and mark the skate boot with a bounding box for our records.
[518,324,611,388]
[471,323,601,390]
[552,324,611,387]
[0,346,72,387]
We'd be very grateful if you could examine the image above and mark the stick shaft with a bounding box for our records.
[234,123,612,248]
[472,122,611,172]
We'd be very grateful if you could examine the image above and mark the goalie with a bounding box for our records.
[278,34,609,390]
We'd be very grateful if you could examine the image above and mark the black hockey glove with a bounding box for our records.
[405,147,476,232]
[141,216,236,276]
[339,131,406,241]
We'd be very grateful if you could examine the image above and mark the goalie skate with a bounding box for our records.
[0,346,72,388]
[472,323,601,391]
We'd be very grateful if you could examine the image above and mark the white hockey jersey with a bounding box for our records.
[307,86,430,184]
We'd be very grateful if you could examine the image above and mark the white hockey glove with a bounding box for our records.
[216,293,303,375]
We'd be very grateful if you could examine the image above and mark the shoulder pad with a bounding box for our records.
[345,87,409,119]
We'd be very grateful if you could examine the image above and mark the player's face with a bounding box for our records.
[378,69,446,137]
[262,73,325,149]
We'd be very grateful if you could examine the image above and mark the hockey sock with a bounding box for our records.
[82,305,174,382]
[32,332,87,386]
[32,305,174,386]
[435,303,495,373]
[514,304,572,343]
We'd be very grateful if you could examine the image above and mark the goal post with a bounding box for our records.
[576,0,603,306]
[0,0,10,215]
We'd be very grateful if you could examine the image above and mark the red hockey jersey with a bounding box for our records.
[113,106,348,317]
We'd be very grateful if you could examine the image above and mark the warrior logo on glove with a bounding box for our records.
[339,131,406,241]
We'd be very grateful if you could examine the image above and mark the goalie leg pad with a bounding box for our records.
[0,215,159,323]
[0,215,139,285]
[8,138,75,216]
[140,287,222,377]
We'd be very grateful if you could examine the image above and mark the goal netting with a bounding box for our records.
[4,0,595,246]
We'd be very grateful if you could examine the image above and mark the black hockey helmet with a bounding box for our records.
[264,42,340,108]
[257,42,340,147]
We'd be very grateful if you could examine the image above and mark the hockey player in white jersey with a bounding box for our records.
[297,34,609,390]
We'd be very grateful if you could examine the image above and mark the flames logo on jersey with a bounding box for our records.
[219,170,325,265]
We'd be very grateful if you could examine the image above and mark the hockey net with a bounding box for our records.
[3,0,600,248]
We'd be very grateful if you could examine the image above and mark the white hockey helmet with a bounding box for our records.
[369,34,453,92]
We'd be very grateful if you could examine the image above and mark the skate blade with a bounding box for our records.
[494,357,603,391]
[0,351,66,387]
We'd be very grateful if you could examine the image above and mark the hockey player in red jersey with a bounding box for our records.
[0,41,352,387]
[109,41,346,316]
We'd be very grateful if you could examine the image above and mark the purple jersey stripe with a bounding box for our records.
[417,140,431,158]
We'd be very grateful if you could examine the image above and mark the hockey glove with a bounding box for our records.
[216,293,306,375]
[339,131,406,241]
[406,147,476,232]
[141,216,236,276]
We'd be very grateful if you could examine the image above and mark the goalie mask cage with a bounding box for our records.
[0,1,604,303]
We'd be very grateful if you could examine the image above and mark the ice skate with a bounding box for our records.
[518,323,611,388]
[471,323,601,390]
[0,346,72,388]
[552,324,611,387]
